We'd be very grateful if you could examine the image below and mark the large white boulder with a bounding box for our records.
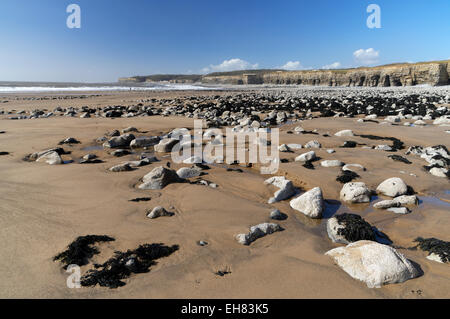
[340,182,371,203]
[289,187,324,219]
[376,177,408,197]
[326,240,420,288]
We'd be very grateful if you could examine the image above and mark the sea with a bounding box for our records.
[0,81,217,93]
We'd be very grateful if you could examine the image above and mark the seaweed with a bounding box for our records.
[356,134,404,150]
[80,243,179,288]
[388,155,412,164]
[336,170,360,183]
[413,237,449,263]
[302,161,315,170]
[341,141,357,148]
[335,213,376,242]
[54,235,115,269]
[129,197,151,202]
[0,151,9,156]
[226,168,243,173]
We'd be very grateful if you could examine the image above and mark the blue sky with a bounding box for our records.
[0,0,449,82]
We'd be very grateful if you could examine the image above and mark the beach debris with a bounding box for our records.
[376,177,408,197]
[289,187,324,219]
[129,197,151,202]
[264,176,296,204]
[235,223,283,245]
[54,235,115,269]
[339,182,371,203]
[326,240,420,288]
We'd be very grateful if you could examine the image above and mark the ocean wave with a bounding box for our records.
[0,84,217,93]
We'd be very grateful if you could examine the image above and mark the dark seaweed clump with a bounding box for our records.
[0,151,9,156]
[388,155,412,164]
[341,141,357,148]
[335,213,376,242]
[129,197,151,202]
[302,161,315,170]
[336,170,360,183]
[357,134,404,151]
[54,235,115,269]
[413,237,449,263]
[81,243,179,288]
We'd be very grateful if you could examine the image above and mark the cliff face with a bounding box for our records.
[201,61,450,87]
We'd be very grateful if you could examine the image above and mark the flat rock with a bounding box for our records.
[321,160,344,167]
[36,151,63,165]
[304,140,321,149]
[342,164,366,172]
[154,138,179,153]
[146,206,174,219]
[103,134,135,148]
[334,130,354,137]
[130,136,160,148]
[177,166,202,179]
[295,151,316,162]
[109,163,133,172]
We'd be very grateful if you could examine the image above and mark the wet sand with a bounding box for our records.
[0,90,449,298]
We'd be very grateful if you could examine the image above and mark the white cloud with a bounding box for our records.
[201,58,259,73]
[279,61,303,70]
[353,48,380,65]
[321,62,342,69]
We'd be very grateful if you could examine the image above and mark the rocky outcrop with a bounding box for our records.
[202,61,450,87]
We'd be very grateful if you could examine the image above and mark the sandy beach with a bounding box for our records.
[0,88,449,299]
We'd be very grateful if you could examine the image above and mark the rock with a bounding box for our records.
[82,154,97,161]
[414,120,427,126]
[295,151,316,162]
[183,156,202,164]
[393,195,418,206]
[335,130,354,137]
[36,151,63,165]
[146,206,174,219]
[289,187,324,219]
[327,149,336,154]
[387,207,411,214]
[433,115,450,125]
[270,209,287,220]
[375,144,393,151]
[264,176,296,203]
[103,134,135,148]
[278,144,291,152]
[321,160,344,167]
[413,237,449,264]
[376,177,408,197]
[139,166,182,190]
[235,223,282,245]
[59,137,80,145]
[341,141,357,148]
[373,200,400,209]
[154,138,179,153]
[26,148,66,161]
[304,140,321,149]
[325,240,420,288]
[122,127,138,133]
[109,163,133,172]
[125,158,153,167]
[176,166,202,179]
[111,149,131,157]
[287,143,303,150]
[340,182,371,203]
[326,213,376,244]
[342,164,366,172]
[130,136,160,148]
[430,167,448,177]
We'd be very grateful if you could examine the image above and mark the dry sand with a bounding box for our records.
[0,91,449,298]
